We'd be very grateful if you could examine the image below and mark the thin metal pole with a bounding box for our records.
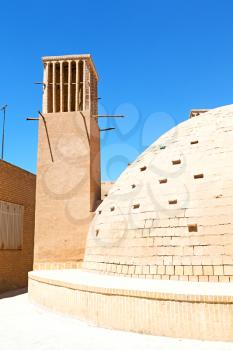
[80,111,90,146]
[38,111,54,162]
[93,115,125,118]
[1,105,7,160]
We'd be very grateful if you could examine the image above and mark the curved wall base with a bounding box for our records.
[28,269,233,341]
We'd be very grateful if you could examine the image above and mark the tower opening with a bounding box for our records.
[63,62,68,112]
[47,63,53,113]
[55,62,60,112]
[78,60,84,111]
[71,61,76,112]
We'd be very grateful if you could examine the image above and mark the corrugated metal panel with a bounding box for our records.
[0,200,24,249]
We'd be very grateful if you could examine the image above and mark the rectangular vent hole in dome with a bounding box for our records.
[159,144,166,150]
[194,174,204,179]
[159,178,167,184]
[98,210,102,215]
[140,166,147,172]
[96,229,99,237]
[110,207,115,211]
[188,224,198,232]
[133,204,140,209]
[168,199,177,205]
[172,159,181,165]
[191,140,199,145]
[131,184,136,188]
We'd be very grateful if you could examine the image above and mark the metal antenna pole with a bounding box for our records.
[1,105,7,160]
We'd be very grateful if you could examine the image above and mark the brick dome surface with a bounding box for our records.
[83,105,233,282]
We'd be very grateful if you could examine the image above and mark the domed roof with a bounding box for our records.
[84,105,233,282]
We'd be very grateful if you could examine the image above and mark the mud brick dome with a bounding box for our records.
[83,105,233,282]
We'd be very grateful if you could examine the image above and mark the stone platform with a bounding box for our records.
[28,269,233,341]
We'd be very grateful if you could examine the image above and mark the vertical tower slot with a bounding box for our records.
[55,63,60,112]
[78,60,84,110]
[71,61,76,112]
[47,63,53,113]
[63,62,68,112]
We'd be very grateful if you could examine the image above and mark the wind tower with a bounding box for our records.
[34,55,100,269]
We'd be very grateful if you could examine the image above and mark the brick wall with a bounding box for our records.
[0,160,36,292]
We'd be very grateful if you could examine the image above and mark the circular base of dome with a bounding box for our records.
[28,269,233,341]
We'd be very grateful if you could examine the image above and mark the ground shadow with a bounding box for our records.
[0,287,28,300]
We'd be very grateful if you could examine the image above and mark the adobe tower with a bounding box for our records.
[34,55,100,269]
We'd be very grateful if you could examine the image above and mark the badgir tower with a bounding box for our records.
[16,53,233,341]
[34,55,100,269]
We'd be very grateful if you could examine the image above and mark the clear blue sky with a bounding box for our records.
[1,0,233,180]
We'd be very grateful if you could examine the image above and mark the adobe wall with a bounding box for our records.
[33,111,100,270]
[28,269,233,341]
[0,160,36,292]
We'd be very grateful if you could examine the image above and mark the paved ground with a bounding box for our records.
[0,292,232,350]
